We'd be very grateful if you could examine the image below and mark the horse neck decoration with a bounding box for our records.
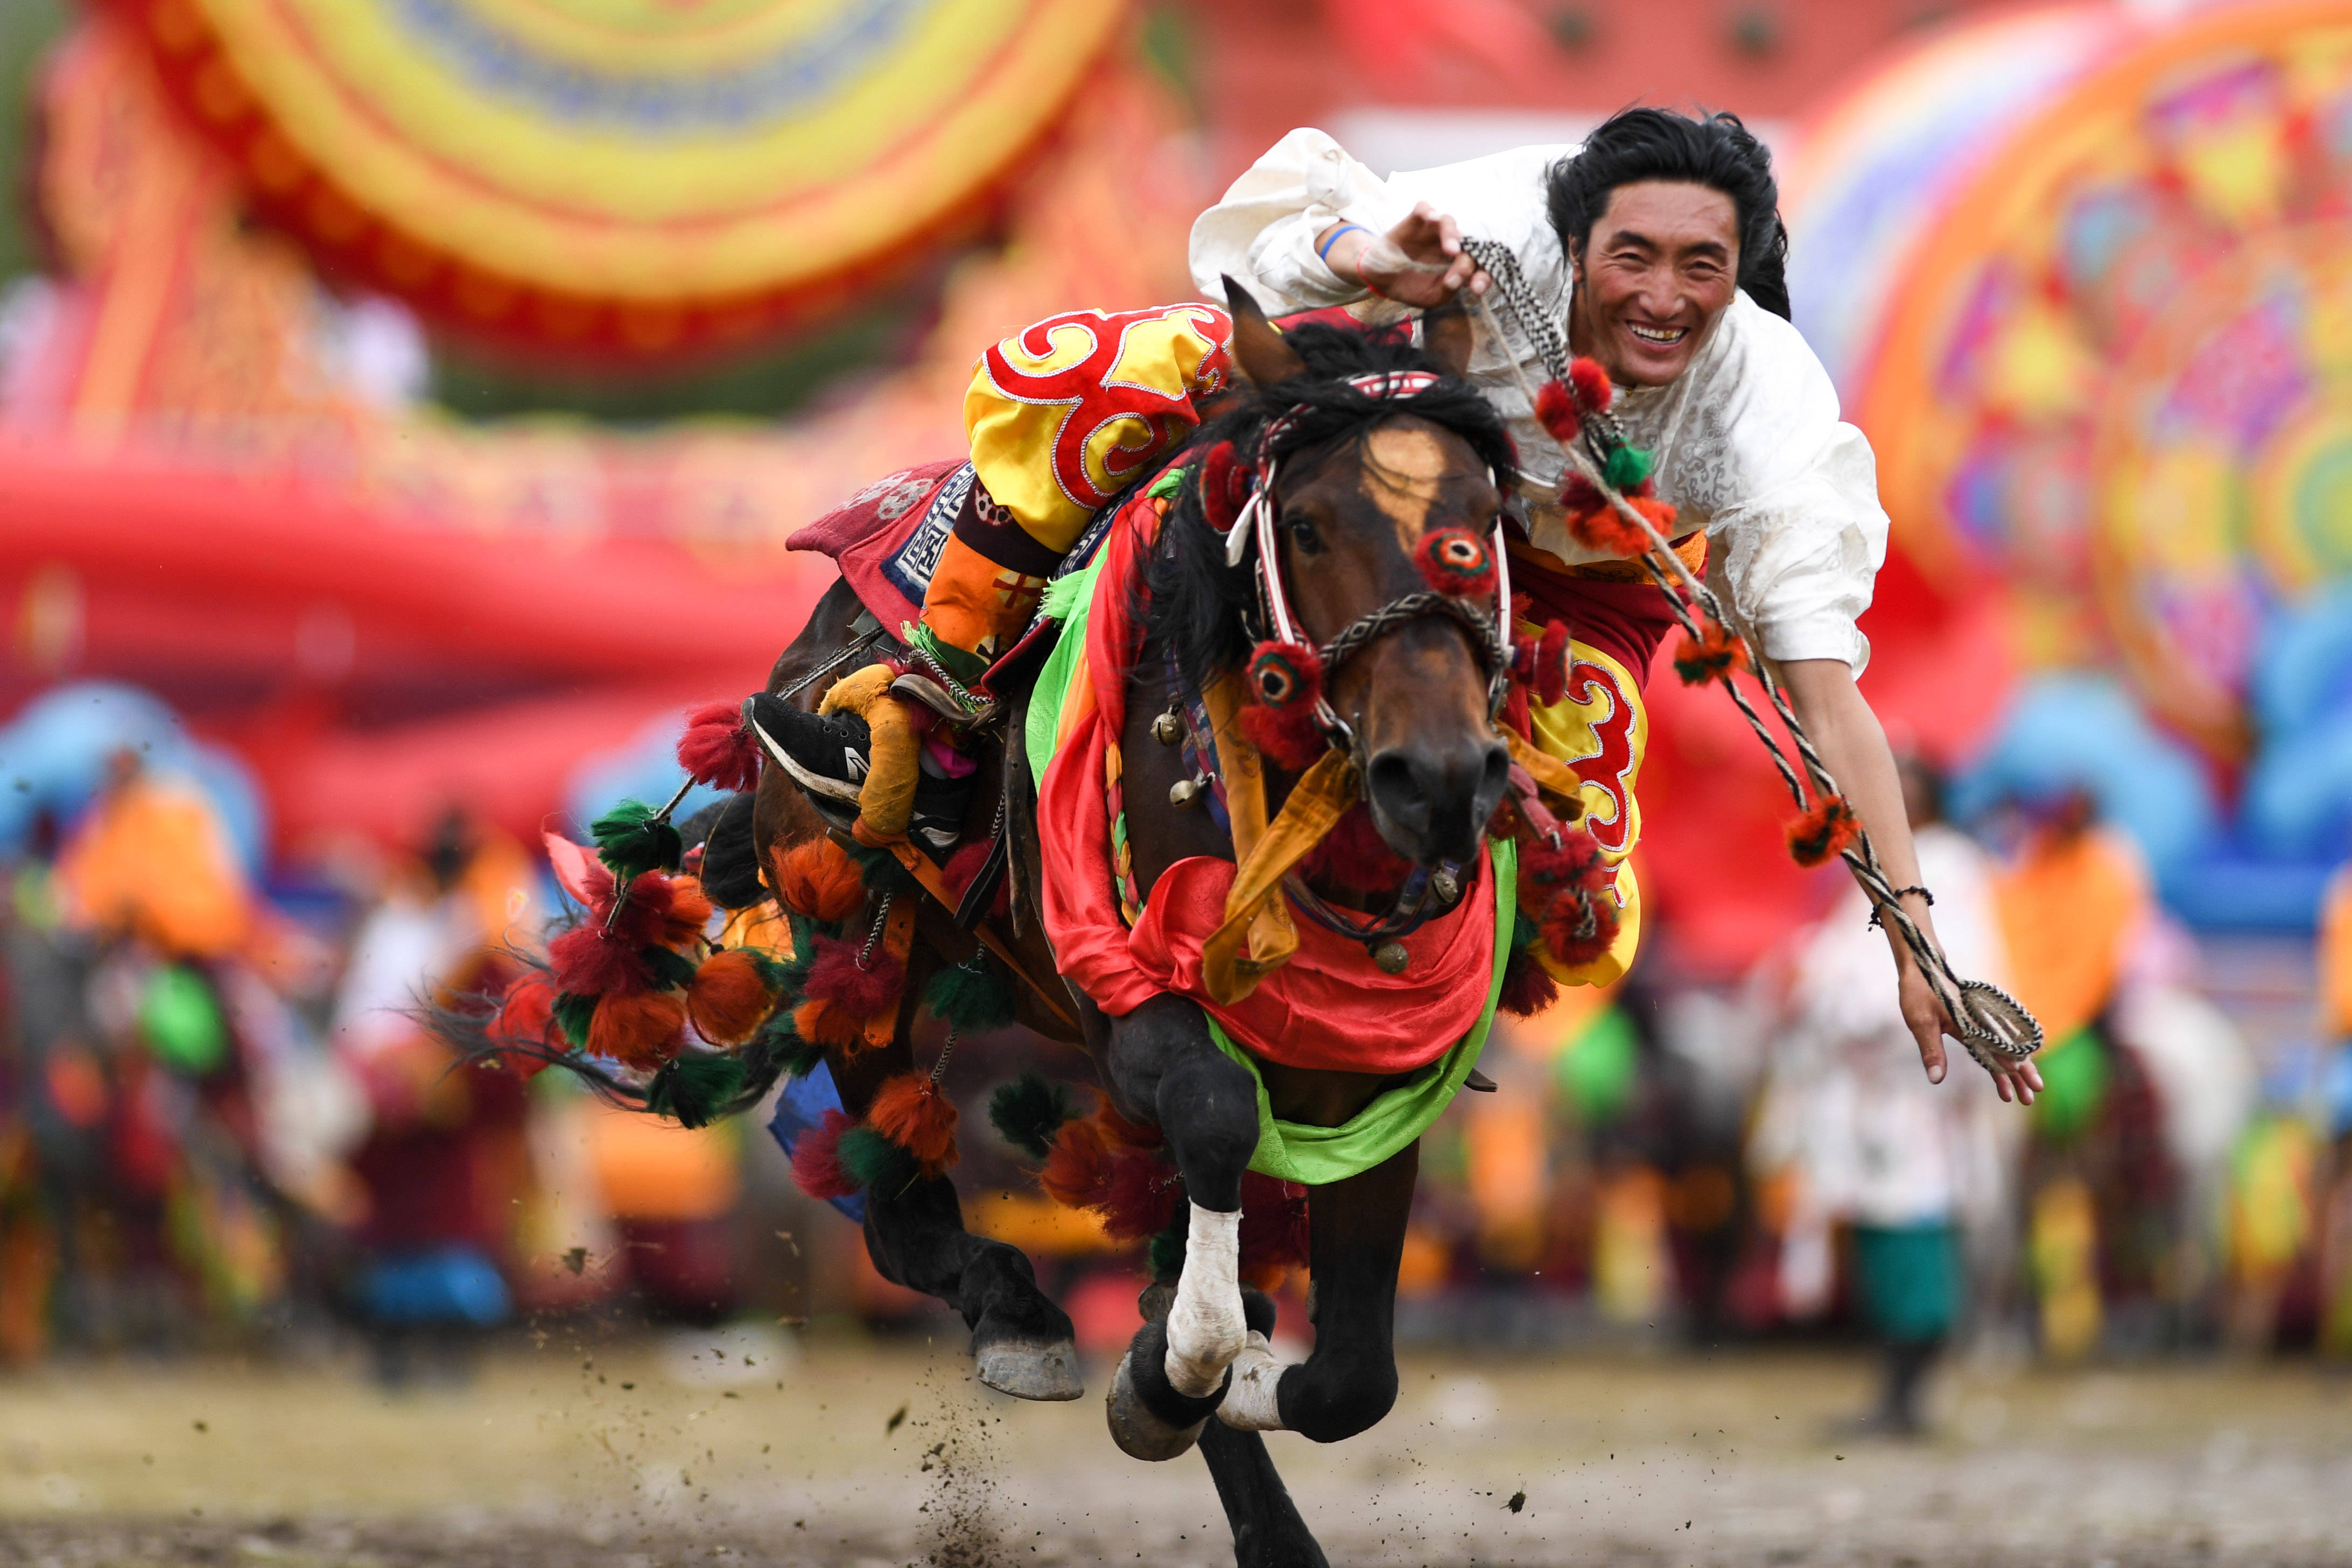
[446,282,1603,1568]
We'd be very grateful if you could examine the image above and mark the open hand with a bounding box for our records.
[1901,962,2044,1105]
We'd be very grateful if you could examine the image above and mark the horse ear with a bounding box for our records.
[1422,298,1475,379]
[1221,276,1305,388]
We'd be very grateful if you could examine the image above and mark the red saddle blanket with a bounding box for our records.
[784,460,972,635]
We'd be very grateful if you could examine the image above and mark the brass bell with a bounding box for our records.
[1430,869,1461,905]
[1169,777,1203,808]
[1152,708,1184,747]
[1372,941,1409,975]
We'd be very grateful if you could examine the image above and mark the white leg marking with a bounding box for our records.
[1214,1331,1287,1430]
[1162,1203,1244,1397]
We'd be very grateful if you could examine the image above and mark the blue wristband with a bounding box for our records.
[1315,223,1368,264]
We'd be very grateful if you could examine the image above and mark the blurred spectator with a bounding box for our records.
[1752,757,2016,1435]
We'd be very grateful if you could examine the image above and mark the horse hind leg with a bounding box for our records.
[834,952,1081,1402]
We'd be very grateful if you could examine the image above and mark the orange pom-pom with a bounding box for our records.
[659,880,714,947]
[771,838,865,923]
[489,972,558,1077]
[1672,616,1751,686]
[1785,795,1861,867]
[1038,1114,1110,1211]
[686,948,777,1046]
[1567,503,1651,557]
[1533,378,1581,444]
[588,990,685,1070]
[867,1073,960,1176]
[791,996,867,1052]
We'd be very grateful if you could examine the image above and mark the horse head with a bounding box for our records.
[1218,282,1514,866]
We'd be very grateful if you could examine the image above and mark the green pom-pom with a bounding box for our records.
[745,1010,824,1080]
[776,915,823,993]
[640,945,699,990]
[552,992,598,1049]
[1603,444,1654,492]
[844,840,918,898]
[925,958,1017,1032]
[988,1073,1078,1160]
[644,1051,748,1129]
[591,800,685,881]
[838,1125,921,1195]
[1147,1211,1188,1281]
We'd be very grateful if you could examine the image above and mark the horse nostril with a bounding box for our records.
[1365,751,1433,837]
[1476,741,1512,825]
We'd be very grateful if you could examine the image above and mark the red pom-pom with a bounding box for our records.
[1296,804,1414,895]
[943,840,989,898]
[1238,1172,1311,1287]
[489,972,559,1076]
[1497,941,1560,1018]
[588,990,686,1070]
[790,1109,859,1200]
[1567,501,1653,558]
[686,948,777,1046]
[1672,617,1750,686]
[1246,639,1323,709]
[772,838,865,923]
[867,1073,960,1176]
[549,923,649,999]
[1416,527,1496,598]
[1198,440,1253,535]
[1540,883,1621,970]
[1533,378,1582,444]
[1097,1146,1185,1242]
[1532,620,1571,707]
[1239,701,1329,770]
[1557,474,1603,514]
[677,699,760,793]
[1785,794,1861,868]
[1038,1114,1110,1210]
[1568,356,1614,412]
[1518,825,1612,902]
[802,934,905,1019]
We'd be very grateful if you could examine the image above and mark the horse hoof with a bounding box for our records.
[1107,1350,1206,1461]
[975,1337,1083,1402]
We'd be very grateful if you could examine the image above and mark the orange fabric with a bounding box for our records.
[2320,866,2352,1039]
[1199,750,1356,1005]
[921,530,1048,660]
[1994,826,2150,1041]
[55,778,252,959]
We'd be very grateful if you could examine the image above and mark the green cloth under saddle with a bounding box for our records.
[1027,533,1515,1185]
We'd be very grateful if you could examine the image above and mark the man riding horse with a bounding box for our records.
[761,106,2044,1105]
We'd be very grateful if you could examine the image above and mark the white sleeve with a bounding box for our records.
[1696,303,1890,674]
[1188,129,1572,313]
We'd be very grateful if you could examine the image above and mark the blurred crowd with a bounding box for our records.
[3,716,2350,1418]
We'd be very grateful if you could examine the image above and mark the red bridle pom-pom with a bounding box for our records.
[1533,378,1582,444]
[1246,639,1323,710]
[1415,527,1497,599]
[1198,440,1254,535]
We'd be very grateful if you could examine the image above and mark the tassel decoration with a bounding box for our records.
[686,948,778,1047]
[1540,881,1621,969]
[791,996,868,1052]
[489,973,559,1076]
[924,958,1017,1033]
[1533,378,1582,444]
[1785,794,1861,867]
[1497,931,1560,1018]
[802,933,905,1019]
[677,700,761,793]
[789,1109,859,1200]
[1558,474,1603,514]
[552,992,598,1050]
[645,1051,749,1129]
[989,1073,1080,1160]
[867,1073,960,1176]
[1415,528,1497,599]
[1237,1172,1312,1286]
[1603,444,1656,493]
[1198,440,1253,536]
[771,838,865,923]
[836,1125,922,1196]
[1246,639,1322,709]
[586,990,686,1070]
[1672,617,1751,686]
[590,800,685,882]
[1568,356,1614,412]
[1239,702,1328,771]
[549,923,650,1000]
[1566,500,1653,558]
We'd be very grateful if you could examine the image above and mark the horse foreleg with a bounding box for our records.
[835,960,1081,1401]
[1217,1141,1415,1442]
[1100,994,1261,1459]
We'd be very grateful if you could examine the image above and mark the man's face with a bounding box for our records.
[1569,180,1742,387]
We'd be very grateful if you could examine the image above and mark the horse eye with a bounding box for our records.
[1287,517,1323,554]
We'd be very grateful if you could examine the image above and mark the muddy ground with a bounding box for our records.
[2,1330,2347,1566]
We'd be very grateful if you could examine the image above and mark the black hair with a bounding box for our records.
[1543,108,1791,320]
[1140,321,1518,689]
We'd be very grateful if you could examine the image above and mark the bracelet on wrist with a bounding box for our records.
[1867,885,1934,929]
[1315,222,1369,266]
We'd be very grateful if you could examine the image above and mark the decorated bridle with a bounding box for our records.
[1211,369,1518,767]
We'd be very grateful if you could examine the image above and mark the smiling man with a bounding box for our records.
[1192,109,2041,1101]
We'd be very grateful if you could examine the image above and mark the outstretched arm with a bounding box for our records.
[1779,657,2043,1105]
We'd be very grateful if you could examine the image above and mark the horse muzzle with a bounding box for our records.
[1363,736,1512,866]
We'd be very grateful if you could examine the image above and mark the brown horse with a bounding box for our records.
[736,285,1522,1566]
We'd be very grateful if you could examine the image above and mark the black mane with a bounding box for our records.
[1139,321,1518,691]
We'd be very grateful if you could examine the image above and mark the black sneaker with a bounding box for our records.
[744,693,975,860]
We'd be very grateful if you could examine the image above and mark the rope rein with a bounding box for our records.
[1458,238,2041,1074]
